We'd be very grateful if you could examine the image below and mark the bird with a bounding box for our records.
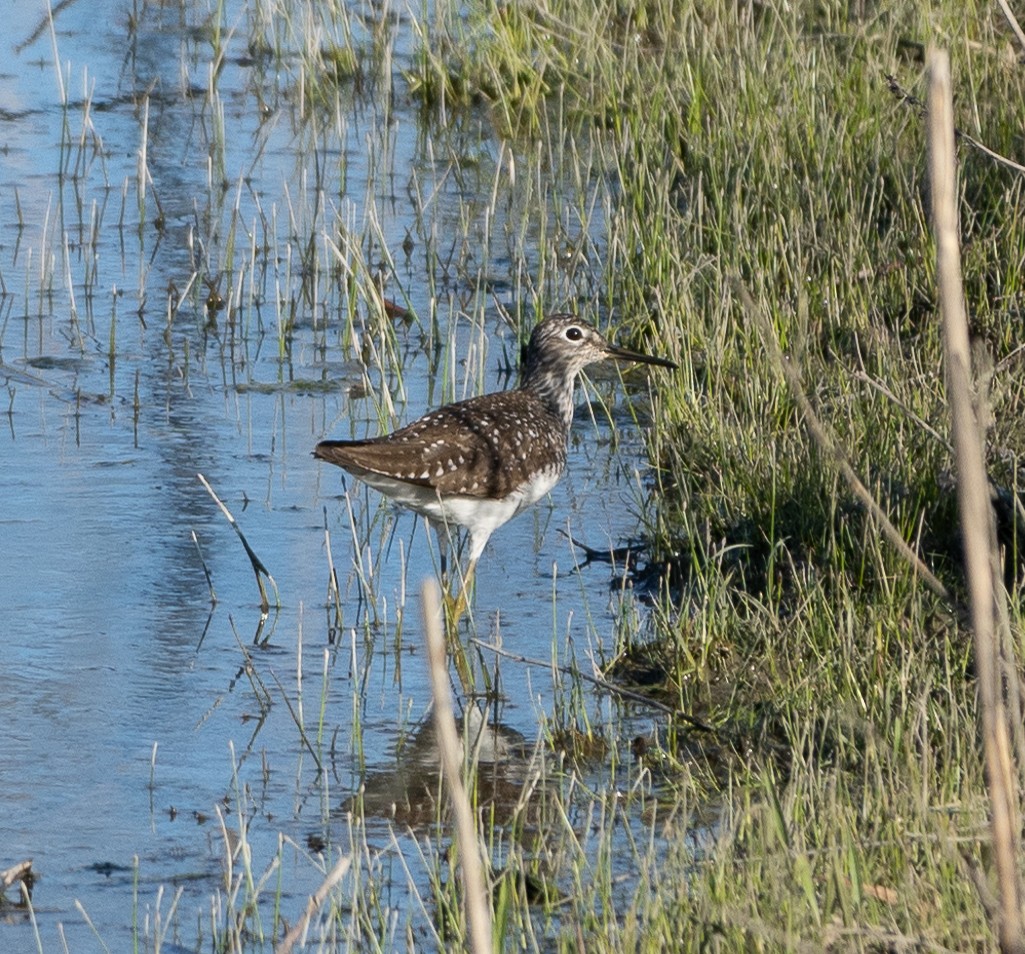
[314,314,677,613]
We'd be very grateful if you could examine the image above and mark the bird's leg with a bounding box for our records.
[431,522,474,622]
[433,522,450,586]
[430,520,460,610]
[437,556,479,693]
[427,522,480,691]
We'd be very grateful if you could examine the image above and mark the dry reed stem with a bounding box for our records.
[887,74,1025,179]
[274,854,352,954]
[996,0,1025,59]
[422,580,493,954]
[198,472,279,612]
[927,47,1025,954]
[321,514,343,626]
[0,860,32,896]
[731,280,953,607]
[191,528,217,604]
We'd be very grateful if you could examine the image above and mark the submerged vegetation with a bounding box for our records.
[6,0,1025,950]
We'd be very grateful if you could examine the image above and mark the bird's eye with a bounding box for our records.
[565,326,583,341]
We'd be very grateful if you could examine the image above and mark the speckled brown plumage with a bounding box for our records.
[315,389,567,500]
[315,314,676,568]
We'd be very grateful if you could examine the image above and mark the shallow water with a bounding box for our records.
[0,2,672,950]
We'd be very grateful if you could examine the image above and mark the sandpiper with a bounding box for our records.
[315,314,677,608]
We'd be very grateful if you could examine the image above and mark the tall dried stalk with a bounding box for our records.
[422,580,493,954]
[928,47,1025,954]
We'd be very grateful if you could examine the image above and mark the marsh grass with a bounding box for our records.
[12,0,1025,949]
[395,0,1025,949]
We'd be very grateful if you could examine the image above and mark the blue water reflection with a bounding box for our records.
[0,1,668,950]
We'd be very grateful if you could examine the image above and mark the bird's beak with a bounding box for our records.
[605,342,678,370]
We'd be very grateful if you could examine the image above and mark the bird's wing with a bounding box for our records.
[316,392,565,499]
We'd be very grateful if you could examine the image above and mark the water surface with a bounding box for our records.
[0,2,671,949]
